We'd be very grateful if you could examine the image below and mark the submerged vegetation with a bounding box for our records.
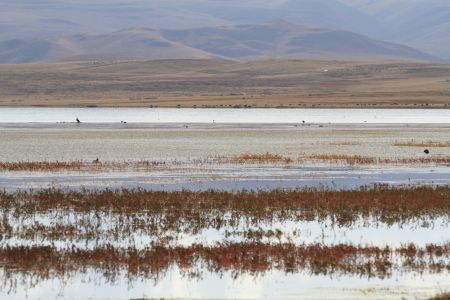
[0,186,448,246]
[1,185,449,295]
[1,242,449,291]
[1,186,449,226]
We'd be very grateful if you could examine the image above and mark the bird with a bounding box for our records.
[93,158,100,164]
[76,118,81,123]
[424,149,430,155]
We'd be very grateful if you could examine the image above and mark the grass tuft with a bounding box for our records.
[394,140,450,148]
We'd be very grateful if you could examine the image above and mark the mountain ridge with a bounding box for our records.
[0,21,439,64]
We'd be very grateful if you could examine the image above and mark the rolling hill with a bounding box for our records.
[0,29,213,63]
[161,21,436,61]
[0,21,438,64]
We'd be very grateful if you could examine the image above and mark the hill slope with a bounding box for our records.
[161,21,436,61]
[0,29,212,63]
[0,21,438,64]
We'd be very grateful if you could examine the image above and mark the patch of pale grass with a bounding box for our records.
[394,140,450,148]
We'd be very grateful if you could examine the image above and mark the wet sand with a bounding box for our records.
[1,123,449,192]
[1,123,450,162]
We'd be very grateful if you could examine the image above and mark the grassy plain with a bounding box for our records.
[1,59,450,108]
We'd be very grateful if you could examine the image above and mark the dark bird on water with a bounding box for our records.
[93,158,100,164]
[76,118,81,123]
[424,149,430,154]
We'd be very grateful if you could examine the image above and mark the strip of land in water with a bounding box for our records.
[1,154,450,173]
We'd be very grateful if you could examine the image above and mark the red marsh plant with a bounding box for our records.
[1,186,449,224]
[0,242,449,289]
[0,186,449,245]
[230,153,293,164]
[308,155,450,166]
[1,153,449,173]
[0,160,167,172]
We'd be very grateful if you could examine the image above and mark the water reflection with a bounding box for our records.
[1,187,450,299]
[1,108,450,123]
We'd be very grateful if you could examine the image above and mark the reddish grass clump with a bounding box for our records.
[231,153,293,164]
[1,186,449,228]
[309,155,377,165]
[0,160,166,172]
[1,153,450,173]
[0,242,449,288]
[0,186,449,245]
[309,154,450,165]
[0,161,85,171]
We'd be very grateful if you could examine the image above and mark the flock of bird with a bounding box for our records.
[75,117,432,155]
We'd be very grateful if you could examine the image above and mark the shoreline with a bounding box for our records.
[1,107,450,125]
[2,123,450,130]
[1,104,449,109]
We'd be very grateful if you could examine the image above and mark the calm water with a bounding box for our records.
[1,107,449,300]
[1,108,450,123]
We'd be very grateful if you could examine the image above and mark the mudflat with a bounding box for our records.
[1,123,449,161]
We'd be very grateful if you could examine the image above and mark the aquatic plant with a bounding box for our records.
[1,153,450,173]
[0,242,449,290]
[0,160,167,172]
[308,155,450,165]
[0,186,449,247]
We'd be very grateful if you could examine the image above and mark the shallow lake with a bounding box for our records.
[2,269,449,300]
[1,107,449,300]
[1,107,450,123]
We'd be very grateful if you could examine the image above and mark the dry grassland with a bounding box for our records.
[1,59,450,108]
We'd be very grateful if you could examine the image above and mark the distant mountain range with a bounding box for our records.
[1,0,449,62]
[0,21,438,64]
[0,0,384,39]
[340,0,450,59]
